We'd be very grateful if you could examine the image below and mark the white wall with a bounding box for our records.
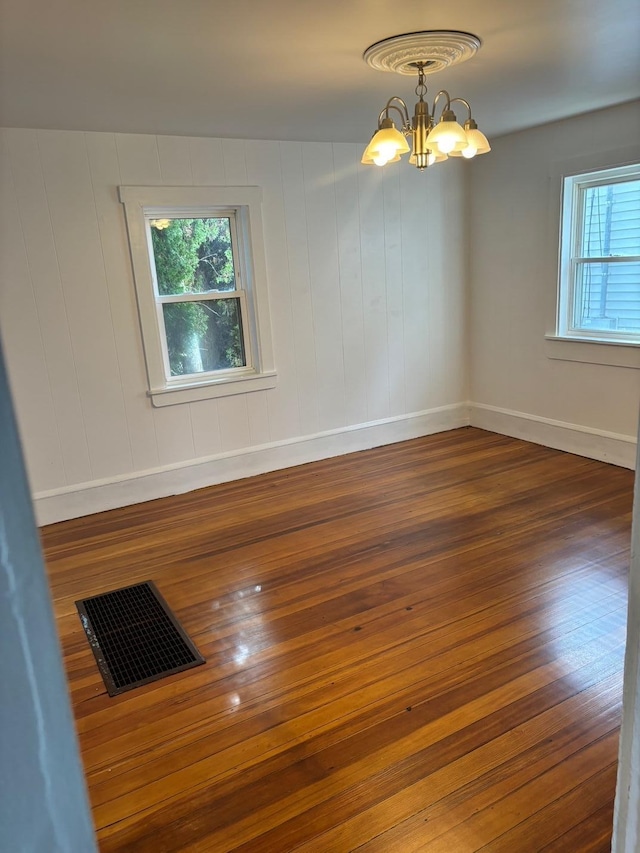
[468,102,640,466]
[0,129,467,523]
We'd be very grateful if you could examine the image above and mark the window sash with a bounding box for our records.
[574,179,640,259]
[567,258,639,337]
[156,291,252,383]
[146,211,242,296]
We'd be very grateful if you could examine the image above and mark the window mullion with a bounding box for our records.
[572,255,640,264]
[156,290,242,305]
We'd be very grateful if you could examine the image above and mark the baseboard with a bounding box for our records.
[35,401,636,526]
[470,403,637,470]
[34,403,470,526]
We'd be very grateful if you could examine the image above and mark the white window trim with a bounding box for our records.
[545,146,640,369]
[544,334,640,369]
[557,163,640,344]
[119,185,276,407]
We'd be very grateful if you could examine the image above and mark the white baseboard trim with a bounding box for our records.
[35,401,636,525]
[470,403,637,470]
[34,403,470,526]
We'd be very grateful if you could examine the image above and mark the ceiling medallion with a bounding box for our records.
[363,31,481,76]
[361,31,489,171]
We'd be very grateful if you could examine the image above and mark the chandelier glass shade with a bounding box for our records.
[361,119,410,166]
[362,32,491,171]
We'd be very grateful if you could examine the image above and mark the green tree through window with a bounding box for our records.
[150,218,245,376]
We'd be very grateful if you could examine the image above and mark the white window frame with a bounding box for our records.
[120,186,276,407]
[557,163,640,346]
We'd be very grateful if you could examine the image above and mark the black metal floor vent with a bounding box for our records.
[76,581,205,696]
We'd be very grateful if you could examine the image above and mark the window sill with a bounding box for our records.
[148,370,277,407]
[545,335,640,369]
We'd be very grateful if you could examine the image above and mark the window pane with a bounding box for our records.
[162,298,246,376]
[574,261,640,334]
[150,218,237,295]
[580,180,640,258]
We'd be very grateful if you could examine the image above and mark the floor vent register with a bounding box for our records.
[76,581,205,696]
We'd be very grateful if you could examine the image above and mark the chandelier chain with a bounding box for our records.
[414,64,428,100]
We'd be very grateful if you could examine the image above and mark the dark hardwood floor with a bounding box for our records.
[42,427,634,852]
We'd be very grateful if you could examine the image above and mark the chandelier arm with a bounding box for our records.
[383,97,411,126]
[432,90,452,119]
[377,104,408,128]
[450,97,472,120]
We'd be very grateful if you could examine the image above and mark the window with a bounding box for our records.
[120,186,276,406]
[558,163,640,344]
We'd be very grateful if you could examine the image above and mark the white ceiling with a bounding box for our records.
[0,0,638,143]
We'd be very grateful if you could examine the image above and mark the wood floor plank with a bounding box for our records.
[42,427,633,852]
[538,803,616,853]
[297,685,622,852]
[477,762,619,853]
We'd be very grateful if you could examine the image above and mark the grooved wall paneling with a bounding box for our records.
[0,128,466,498]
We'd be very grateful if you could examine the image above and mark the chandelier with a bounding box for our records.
[361,31,491,170]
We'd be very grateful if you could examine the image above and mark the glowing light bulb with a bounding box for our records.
[373,152,390,166]
[377,142,398,162]
[461,145,478,159]
[437,136,456,154]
